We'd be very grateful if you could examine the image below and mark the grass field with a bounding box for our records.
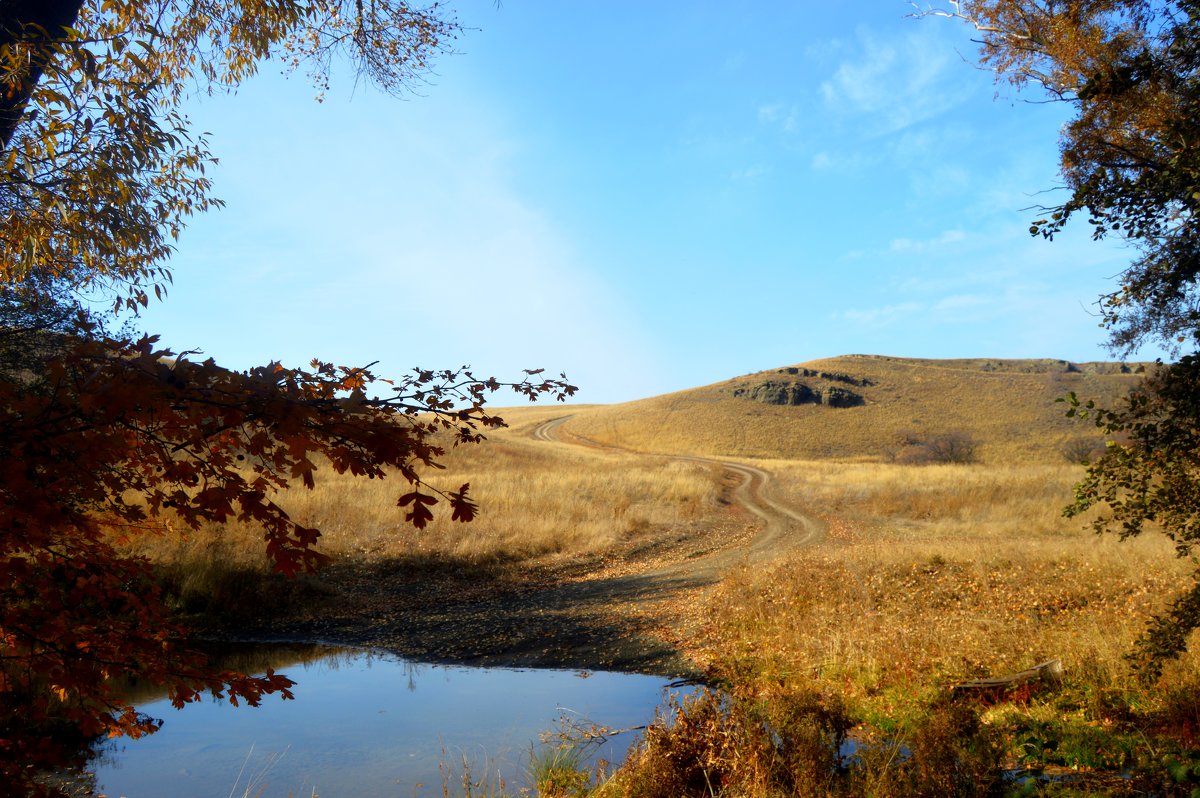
[130,405,726,619]
[593,459,1200,796]
[121,356,1200,796]
[699,459,1190,683]
[565,355,1149,463]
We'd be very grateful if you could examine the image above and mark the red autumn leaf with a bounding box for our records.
[398,490,438,528]
[449,483,478,523]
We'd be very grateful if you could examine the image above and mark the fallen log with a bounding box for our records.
[951,658,1063,700]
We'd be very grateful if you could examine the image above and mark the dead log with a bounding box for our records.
[951,659,1063,701]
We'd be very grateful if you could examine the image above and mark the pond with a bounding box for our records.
[90,645,691,797]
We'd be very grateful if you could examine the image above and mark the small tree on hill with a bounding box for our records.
[1060,436,1105,465]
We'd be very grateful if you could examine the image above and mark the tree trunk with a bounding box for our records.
[0,0,86,150]
[951,658,1064,699]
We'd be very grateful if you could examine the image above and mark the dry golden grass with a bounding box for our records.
[564,355,1148,464]
[119,368,1200,789]
[593,457,1200,795]
[127,405,723,590]
[695,458,1198,722]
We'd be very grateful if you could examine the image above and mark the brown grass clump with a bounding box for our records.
[598,687,853,798]
[602,688,1010,797]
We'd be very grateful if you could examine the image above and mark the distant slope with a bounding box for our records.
[562,355,1151,463]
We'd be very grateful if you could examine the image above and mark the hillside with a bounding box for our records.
[561,355,1152,463]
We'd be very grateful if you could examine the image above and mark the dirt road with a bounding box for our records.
[533,415,823,579]
[248,416,822,677]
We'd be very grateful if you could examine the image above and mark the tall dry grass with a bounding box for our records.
[122,407,723,617]
[702,459,1195,692]
[597,459,1200,796]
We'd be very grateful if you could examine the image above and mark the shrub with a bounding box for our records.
[608,687,852,797]
[1060,437,1104,465]
[904,701,1004,797]
[895,431,979,465]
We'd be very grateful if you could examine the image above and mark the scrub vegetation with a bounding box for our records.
[108,359,1200,796]
[8,0,1200,794]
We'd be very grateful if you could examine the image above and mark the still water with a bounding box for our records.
[92,647,687,797]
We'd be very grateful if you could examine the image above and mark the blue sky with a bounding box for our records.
[138,2,1154,405]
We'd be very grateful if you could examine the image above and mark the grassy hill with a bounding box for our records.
[562,354,1152,463]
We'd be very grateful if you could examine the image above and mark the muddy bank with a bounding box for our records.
[230,540,736,678]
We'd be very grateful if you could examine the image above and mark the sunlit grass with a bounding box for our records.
[122,405,724,617]
[699,458,1195,693]
[565,355,1145,464]
[115,387,1200,793]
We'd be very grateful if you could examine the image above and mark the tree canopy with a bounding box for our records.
[920,1,1200,354]
[0,2,575,794]
[1,0,462,310]
[920,1,1200,673]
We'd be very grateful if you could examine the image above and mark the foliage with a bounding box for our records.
[1064,357,1200,675]
[601,688,852,798]
[917,1,1200,354]
[1,0,460,310]
[528,744,593,798]
[0,2,578,795]
[0,322,573,790]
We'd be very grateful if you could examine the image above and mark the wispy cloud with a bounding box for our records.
[819,28,975,136]
[841,302,925,326]
[731,164,769,181]
[810,150,872,173]
[889,229,967,253]
[757,102,799,133]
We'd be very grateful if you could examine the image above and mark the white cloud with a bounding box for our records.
[757,102,799,133]
[731,164,769,181]
[809,150,870,173]
[819,28,975,136]
[758,102,784,123]
[841,302,925,326]
[889,229,967,253]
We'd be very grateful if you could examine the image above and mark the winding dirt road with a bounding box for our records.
[533,415,823,579]
[250,415,823,676]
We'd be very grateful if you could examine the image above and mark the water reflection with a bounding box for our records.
[91,646,688,797]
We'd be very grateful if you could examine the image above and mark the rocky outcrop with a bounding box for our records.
[973,358,1148,375]
[731,380,864,408]
[822,386,864,408]
[776,367,874,386]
